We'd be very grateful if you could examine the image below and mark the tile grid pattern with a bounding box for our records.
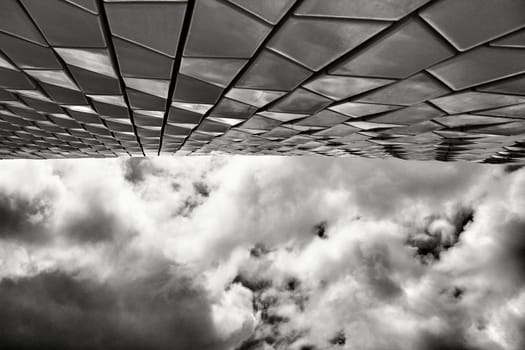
[1,0,525,163]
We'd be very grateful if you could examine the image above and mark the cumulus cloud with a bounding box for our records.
[0,191,52,243]
[0,266,227,350]
[0,156,524,350]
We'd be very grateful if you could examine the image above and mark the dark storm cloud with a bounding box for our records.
[172,181,213,217]
[328,330,346,346]
[518,320,525,350]
[62,202,132,243]
[122,157,152,184]
[313,221,328,239]
[0,268,225,350]
[440,286,466,303]
[0,188,132,245]
[193,181,211,197]
[1,157,524,350]
[122,157,182,187]
[236,338,261,350]
[249,243,271,258]
[235,270,306,350]
[356,243,403,299]
[0,192,52,243]
[284,276,300,292]
[174,196,203,217]
[407,207,474,264]
[492,215,525,286]
[504,164,524,173]
[409,232,443,261]
[232,273,272,293]
[452,207,475,238]
[417,331,482,350]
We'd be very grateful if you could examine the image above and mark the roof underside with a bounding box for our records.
[1,0,525,163]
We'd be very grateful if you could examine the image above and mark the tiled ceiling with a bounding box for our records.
[1,0,525,163]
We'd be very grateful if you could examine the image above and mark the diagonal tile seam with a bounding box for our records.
[248,0,453,114]
[172,0,307,154]
[157,0,195,155]
[11,0,140,157]
[8,0,125,157]
[179,0,459,154]
[96,0,146,156]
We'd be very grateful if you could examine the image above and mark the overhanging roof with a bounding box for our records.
[1,0,525,163]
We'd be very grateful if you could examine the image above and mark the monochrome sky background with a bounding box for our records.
[0,156,524,350]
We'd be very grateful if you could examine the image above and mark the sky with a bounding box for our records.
[0,155,524,350]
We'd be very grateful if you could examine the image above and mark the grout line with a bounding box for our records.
[157,0,196,155]
[174,0,306,153]
[96,0,146,156]
[15,0,131,157]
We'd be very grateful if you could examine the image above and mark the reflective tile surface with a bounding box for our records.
[0,0,524,164]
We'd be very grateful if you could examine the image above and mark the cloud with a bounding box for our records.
[0,156,524,350]
[417,330,483,350]
[123,157,152,184]
[0,191,52,243]
[492,216,525,286]
[355,242,403,299]
[0,157,256,350]
[407,206,475,264]
[0,267,224,350]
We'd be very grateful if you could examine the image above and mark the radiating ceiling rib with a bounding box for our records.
[1,0,525,163]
